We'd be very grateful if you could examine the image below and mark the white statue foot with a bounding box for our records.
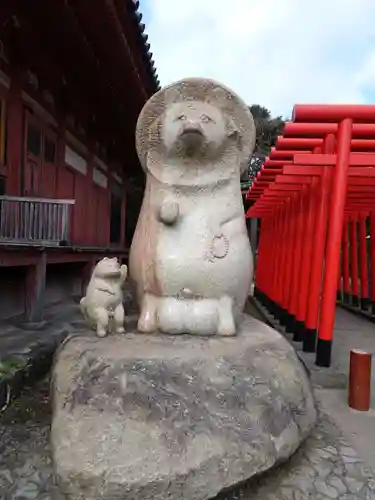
[217,296,236,336]
[114,304,125,334]
[138,293,158,333]
[95,307,109,338]
[96,327,108,338]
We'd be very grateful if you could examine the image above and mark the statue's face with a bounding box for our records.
[94,257,121,278]
[161,102,228,159]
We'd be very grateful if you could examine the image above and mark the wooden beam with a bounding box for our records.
[114,0,155,96]
[104,0,147,99]
[16,0,129,143]
[294,153,375,166]
[67,0,144,117]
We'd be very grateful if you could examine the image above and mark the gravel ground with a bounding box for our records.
[0,379,374,499]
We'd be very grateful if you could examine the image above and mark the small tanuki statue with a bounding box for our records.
[80,257,127,337]
[129,77,256,336]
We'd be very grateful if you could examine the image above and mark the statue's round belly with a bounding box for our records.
[156,226,253,301]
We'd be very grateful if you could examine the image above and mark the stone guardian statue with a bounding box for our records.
[129,78,256,336]
[80,257,127,337]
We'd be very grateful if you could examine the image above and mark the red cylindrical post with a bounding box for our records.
[370,213,375,316]
[342,219,350,304]
[288,192,305,337]
[254,217,266,299]
[295,183,315,341]
[348,349,372,411]
[257,216,271,304]
[274,203,288,318]
[349,215,360,308]
[267,213,278,309]
[280,198,294,324]
[284,195,299,329]
[303,139,334,353]
[317,118,353,367]
[336,250,342,302]
[269,208,282,315]
[263,213,275,306]
[292,185,310,340]
[359,214,370,311]
[261,216,274,308]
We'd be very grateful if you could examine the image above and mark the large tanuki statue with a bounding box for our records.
[130,78,256,336]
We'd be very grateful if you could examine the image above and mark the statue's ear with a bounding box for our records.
[226,116,239,140]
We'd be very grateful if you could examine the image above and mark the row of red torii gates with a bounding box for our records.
[245,105,375,368]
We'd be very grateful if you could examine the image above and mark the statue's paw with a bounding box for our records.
[137,316,156,333]
[120,264,128,279]
[96,328,108,338]
[217,324,236,336]
[116,326,125,334]
[158,201,179,225]
[217,296,236,336]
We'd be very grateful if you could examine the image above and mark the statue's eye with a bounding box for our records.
[200,114,212,123]
[177,114,186,121]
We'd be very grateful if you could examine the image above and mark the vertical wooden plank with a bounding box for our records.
[6,69,23,195]
[25,252,47,323]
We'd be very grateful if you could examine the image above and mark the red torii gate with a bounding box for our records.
[246,105,375,367]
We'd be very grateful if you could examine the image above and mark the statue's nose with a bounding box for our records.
[181,121,203,135]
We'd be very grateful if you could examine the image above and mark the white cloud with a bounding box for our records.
[143,0,375,117]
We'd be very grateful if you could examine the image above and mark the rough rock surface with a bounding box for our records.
[51,314,317,500]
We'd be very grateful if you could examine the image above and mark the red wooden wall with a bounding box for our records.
[0,72,125,249]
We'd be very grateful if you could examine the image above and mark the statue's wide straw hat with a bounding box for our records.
[136,77,256,173]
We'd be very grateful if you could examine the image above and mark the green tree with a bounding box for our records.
[241,105,286,189]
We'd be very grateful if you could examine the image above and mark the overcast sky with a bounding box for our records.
[141,0,375,118]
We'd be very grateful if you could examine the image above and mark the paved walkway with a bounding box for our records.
[0,303,375,498]
[301,309,375,472]
[253,301,375,472]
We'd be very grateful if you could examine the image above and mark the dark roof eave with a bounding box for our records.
[130,0,161,93]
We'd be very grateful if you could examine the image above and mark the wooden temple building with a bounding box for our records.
[0,0,159,321]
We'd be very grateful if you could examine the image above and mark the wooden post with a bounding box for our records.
[349,215,360,307]
[303,138,334,353]
[86,143,95,246]
[359,214,370,311]
[342,219,350,304]
[316,119,352,367]
[6,68,23,195]
[121,186,127,248]
[348,349,372,411]
[25,252,47,323]
[81,259,95,296]
[249,218,258,256]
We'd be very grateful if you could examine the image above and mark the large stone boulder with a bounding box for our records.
[51,314,317,500]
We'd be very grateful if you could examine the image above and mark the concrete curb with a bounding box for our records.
[248,296,311,378]
[248,296,276,329]
[337,301,375,324]
[0,327,69,413]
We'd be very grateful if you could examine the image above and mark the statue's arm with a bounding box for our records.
[157,200,180,225]
[120,265,128,286]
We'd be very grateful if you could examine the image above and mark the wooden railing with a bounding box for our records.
[0,196,75,246]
